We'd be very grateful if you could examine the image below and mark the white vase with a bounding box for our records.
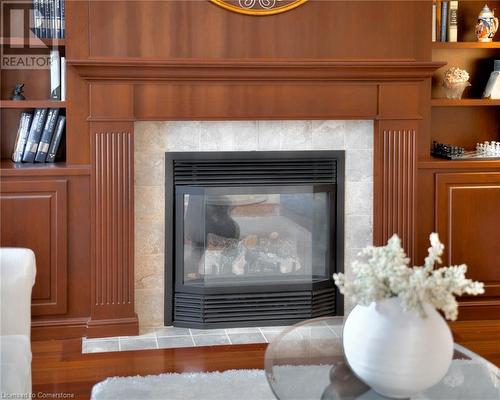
[343,297,453,398]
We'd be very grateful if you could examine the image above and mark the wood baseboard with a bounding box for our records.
[31,315,139,340]
[86,315,139,338]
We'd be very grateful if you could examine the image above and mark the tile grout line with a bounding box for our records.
[224,329,232,345]
[258,327,268,343]
[154,331,159,349]
[188,329,197,347]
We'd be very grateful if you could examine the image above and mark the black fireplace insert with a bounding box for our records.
[165,151,344,328]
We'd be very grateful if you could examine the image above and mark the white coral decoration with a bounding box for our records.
[333,233,484,320]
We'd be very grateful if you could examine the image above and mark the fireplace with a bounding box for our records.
[165,150,344,328]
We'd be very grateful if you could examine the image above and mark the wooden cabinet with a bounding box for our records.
[435,172,500,315]
[0,178,68,315]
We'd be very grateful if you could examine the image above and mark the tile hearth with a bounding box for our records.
[82,326,289,354]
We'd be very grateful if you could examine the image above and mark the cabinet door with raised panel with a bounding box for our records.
[435,172,500,314]
[0,179,67,316]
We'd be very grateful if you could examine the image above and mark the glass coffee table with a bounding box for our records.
[264,317,500,399]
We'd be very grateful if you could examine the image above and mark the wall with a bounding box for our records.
[134,120,373,332]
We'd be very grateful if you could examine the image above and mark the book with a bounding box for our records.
[55,0,61,39]
[448,1,458,42]
[48,0,55,39]
[61,56,66,101]
[12,112,33,163]
[432,1,437,42]
[40,0,46,38]
[46,115,66,163]
[440,1,448,42]
[60,0,65,38]
[50,49,61,100]
[33,0,42,38]
[22,108,48,163]
[436,0,442,42]
[35,108,60,162]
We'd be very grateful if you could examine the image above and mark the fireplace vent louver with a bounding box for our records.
[172,158,337,186]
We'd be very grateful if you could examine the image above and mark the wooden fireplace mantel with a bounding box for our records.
[69,57,442,337]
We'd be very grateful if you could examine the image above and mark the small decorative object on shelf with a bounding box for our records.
[431,140,465,159]
[443,67,470,99]
[10,83,25,101]
[475,4,498,42]
[431,140,500,160]
[476,141,500,156]
[334,234,484,399]
[483,59,500,99]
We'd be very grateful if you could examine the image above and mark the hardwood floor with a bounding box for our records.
[32,321,500,399]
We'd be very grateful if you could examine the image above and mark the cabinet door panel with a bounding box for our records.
[436,172,500,300]
[0,180,67,315]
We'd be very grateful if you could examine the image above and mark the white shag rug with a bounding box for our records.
[91,369,275,400]
[91,360,500,400]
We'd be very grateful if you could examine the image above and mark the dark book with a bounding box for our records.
[12,112,33,163]
[22,108,48,163]
[47,0,55,38]
[39,0,46,38]
[46,115,65,163]
[440,1,448,42]
[35,108,60,162]
[60,0,65,38]
[33,0,41,38]
[50,50,61,100]
[54,0,61,39]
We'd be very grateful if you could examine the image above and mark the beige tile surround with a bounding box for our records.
[134,120,374,333]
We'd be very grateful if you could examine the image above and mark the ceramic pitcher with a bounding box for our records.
[476,4,499,42]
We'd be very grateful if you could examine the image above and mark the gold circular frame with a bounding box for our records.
[210,0,308,16]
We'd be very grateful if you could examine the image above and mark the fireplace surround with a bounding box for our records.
[67,55,440,338]
[165,150,344,328]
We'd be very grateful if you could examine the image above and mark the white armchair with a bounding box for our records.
[0,248,36,396]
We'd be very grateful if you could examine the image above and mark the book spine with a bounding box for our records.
[61,0,65,38]
[12,113,33,163]
[48,0,55,39]
[34,108,60,162]
[54,0,61,39]
[22,108,48,163]
[448,1,458,42]
[40,0,46,38]
[432,1,437,42]
[436,0,441,42]
[50,50,61,100]
[46,115,66,163]
[440,1,448,42]
[61,56,66,101]
[33,0,41,38]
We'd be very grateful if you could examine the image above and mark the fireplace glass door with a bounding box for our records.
[176,185,334,289]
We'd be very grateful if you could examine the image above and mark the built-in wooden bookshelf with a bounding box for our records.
[429,1,500,162]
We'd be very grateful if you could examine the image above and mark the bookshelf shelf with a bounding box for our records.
[431,99,500,107]
[0,160,90,177]
[0,100,66,109]
[1,38,66,49]
[432,42,500,49]
[418,156,500,170]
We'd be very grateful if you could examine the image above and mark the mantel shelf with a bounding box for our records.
[68,59,446,81]
[1,100,66,109]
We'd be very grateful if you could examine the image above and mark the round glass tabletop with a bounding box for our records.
[264,317,500,400]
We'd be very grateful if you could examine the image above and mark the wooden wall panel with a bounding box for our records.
[0,180,67,316]
[87,1,430,61]
[134,83,378,120]
[436,173,500,300]
[89,121,137,336]
[374,121,417,260]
